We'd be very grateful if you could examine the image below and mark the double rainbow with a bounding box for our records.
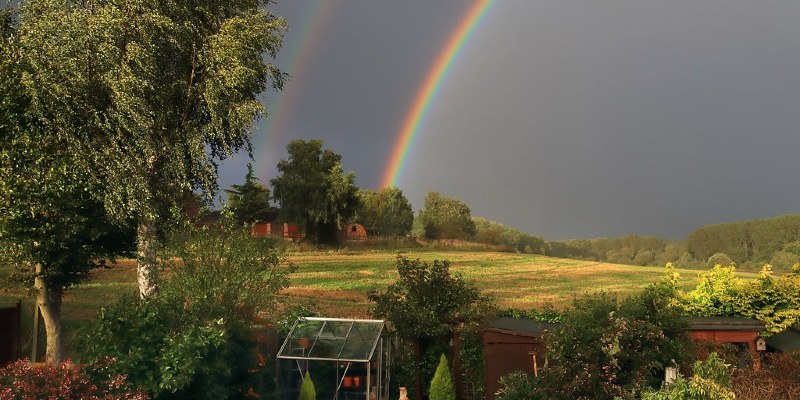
[380,0,496,188]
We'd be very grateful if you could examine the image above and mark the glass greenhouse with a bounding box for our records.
[276,317,395,400]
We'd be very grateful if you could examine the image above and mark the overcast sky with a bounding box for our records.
[198,2,799,239]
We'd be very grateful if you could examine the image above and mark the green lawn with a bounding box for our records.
[1,251,757,358]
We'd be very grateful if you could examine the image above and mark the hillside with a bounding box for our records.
[0,251,759,348]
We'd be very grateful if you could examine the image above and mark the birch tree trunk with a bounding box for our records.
[34,264,64,364]
[137,217,159,298]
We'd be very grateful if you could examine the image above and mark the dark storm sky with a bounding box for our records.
[11,1,800,239]
[218,0,800,240]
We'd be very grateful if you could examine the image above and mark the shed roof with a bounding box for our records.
[484,317,559,336]
[765,325,800,353]
[688,316,765,332]
[277,317,390,363]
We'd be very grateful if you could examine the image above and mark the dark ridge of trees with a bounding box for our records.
[687,214,800,269]
[547,235,686,267]
[473,217,547,254]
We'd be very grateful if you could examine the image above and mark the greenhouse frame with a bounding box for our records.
[276,317,395,400]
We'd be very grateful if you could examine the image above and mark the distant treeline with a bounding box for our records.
[547,235,687,267]
[687,214,800,271]
[473,217,547,254]
[548,214,800,272]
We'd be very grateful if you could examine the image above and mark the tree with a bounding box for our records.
[0,10,133,363]
[270,139,359,244]
[80,223,294,398]
[15,0,287,298]
[416,192,476,240]
[355,187,414,236]
[429,355,456,400]
[368,256,491,399]
[224,163,274,226]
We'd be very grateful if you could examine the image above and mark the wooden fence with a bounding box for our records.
[0,301,21,366]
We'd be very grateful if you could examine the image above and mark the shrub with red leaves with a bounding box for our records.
[0,359,148,400]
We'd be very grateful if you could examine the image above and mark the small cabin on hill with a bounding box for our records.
[339,223,368,241]
[482,317,559,400]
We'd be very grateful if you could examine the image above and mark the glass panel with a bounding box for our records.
[307,320,353,359]
[279,319,324,358]
[278,319,386,361]
[340,322,383,360]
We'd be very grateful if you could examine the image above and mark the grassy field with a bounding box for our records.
[1,251,757,357]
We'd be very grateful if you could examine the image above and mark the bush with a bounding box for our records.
[495,371,540,400]
[536,283,689,399]
[79,225,294,399]
[0,359,147,400]
[641,353,734,400]
[733,353,800,399]
[707,253,733,269]
[429,355,455,400]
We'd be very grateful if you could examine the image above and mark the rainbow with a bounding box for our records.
[380,0,496,188]
[255,0,336,178]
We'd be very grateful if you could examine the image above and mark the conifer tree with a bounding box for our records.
[429,354,456,400]
[299,371,317,400]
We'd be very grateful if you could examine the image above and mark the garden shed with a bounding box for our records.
[482,317,559,400]
[276,317,395,400]
[688,316,765,368]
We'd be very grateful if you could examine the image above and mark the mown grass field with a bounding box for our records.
[0,251,758,357]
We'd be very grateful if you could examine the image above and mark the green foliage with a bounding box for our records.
[495,371,541,400]
[681,265,742,317]
[80,225,294,399]
[368,256,490,341]
[224,163,274,226]
[271,139,359,244]
[417,192,476,240]
[14,0,288,224]
[354,187,413,236]
[641,353,734,400]
[500,306,563,324]
[537,286,690,399]
[677,264,800,333]
[298,371,316,400]
[429,355,456,400]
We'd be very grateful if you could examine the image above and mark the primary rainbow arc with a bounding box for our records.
[380,0,495,188]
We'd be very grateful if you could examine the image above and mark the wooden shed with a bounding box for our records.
[688,316,765,368]
[482,317,559,400]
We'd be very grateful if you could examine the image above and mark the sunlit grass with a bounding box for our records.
[1,251,759,356]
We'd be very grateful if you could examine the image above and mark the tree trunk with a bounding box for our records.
[34,264,64,364]
[137,217,159,298]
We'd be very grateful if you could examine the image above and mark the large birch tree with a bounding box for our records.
[14,0,286,298]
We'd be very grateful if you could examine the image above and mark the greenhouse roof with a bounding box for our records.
[277,317,390,363]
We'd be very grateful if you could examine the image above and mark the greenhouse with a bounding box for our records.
[276,317,395,400]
